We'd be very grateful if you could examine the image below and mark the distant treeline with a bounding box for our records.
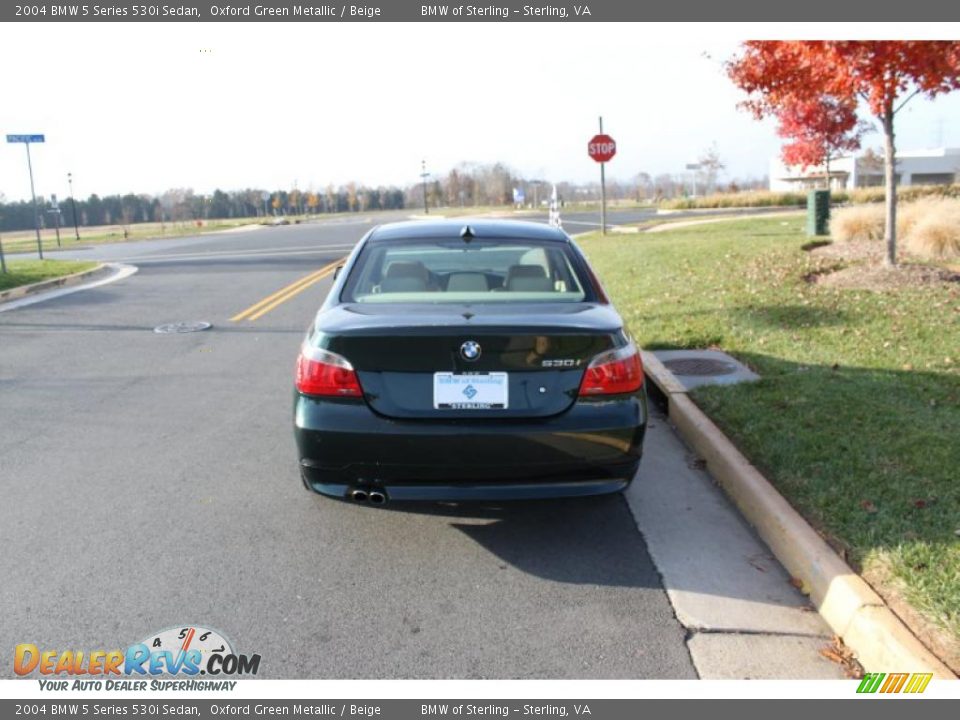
[0,185,408,233]
[0,158,769,232]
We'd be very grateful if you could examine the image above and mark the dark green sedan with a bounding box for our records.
[294,219,646,505]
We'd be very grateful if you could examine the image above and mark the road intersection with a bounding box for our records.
[0,211,844,678]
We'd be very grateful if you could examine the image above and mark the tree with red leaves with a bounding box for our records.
[776,95,865,186]
[728,41,960,266]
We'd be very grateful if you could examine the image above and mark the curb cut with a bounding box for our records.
[0,263,107,305]
[642,350,957,678]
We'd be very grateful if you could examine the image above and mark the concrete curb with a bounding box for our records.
[0,263,107,305]
[642,351,957,678]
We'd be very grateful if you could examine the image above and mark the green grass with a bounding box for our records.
[0,259,98,292]
[579,217,960,641]
[0,217,263,254]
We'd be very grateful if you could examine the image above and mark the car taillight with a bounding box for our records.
[578,343,643,396]
[295,345,363,398]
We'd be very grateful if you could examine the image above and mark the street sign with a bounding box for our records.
[590,119,615,235]
[7,133,46,258]
[588,134,616,163]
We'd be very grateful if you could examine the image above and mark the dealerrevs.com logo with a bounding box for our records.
[15,626,261,691]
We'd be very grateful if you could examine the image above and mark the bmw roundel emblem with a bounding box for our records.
[460,340,481,361]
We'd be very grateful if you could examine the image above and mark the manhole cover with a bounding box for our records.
[153,321,212,334]
[663,358,738,377]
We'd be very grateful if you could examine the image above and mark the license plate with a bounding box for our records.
[433,372,508,409]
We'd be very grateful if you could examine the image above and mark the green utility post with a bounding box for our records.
[806,190,830,236]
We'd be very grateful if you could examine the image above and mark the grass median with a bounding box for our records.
[0,218,261,254]
[0,259,98,293]
[578,217,960,652]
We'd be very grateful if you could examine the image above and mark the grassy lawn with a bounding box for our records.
[578,217,960,645]
[0,259,98,292]
[0,217,263,254]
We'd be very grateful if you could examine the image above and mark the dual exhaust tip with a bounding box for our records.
[349,488,387,505]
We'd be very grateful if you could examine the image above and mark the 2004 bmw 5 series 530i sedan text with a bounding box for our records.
[293,219,646,505]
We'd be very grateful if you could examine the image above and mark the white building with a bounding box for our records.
[769,147,960,191]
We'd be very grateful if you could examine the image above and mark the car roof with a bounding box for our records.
[368,219,569,243]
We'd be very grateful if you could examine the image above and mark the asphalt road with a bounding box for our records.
[0,211,697,679]
[0,209,841,680]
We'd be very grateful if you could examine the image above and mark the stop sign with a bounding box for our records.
[588,134,616,163]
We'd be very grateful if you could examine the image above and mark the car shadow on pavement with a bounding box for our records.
[368,494,664,589]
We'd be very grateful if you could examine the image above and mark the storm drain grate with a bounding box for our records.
[663,358,739,377]
[153,321,212,334]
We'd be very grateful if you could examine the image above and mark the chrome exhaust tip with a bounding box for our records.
[349,489,369,503]
[368,490,387,505]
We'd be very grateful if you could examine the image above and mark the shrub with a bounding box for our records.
[904,199,960,259]
[829,204,885,242]
[660,190,808,210]
[658,184,960,211]
[830,198,960,259]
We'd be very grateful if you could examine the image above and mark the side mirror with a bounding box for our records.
[333,264,344,280]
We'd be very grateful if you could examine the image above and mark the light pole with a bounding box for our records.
[67,172,80,241]
[420,160,429,215]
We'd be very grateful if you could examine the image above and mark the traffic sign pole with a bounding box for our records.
[599,117,606,235]
[49,195,62,248]
[7,134,46,260]
[587,122,616,237]
[25,143,43,259]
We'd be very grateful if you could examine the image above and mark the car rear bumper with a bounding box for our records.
[294,392,646,501]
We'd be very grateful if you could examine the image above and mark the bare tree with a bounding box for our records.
[698,144,726,195]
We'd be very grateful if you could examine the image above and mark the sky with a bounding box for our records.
[2,22,960,201]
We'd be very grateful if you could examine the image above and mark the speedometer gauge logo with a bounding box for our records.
[140,625,234,671]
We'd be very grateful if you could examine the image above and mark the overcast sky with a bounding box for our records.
[2,22,960,201]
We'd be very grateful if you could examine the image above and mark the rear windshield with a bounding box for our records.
[340,237,592,304]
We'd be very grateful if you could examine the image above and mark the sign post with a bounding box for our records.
[685,163,701,198]
[48,194,62,248]
[420,160,430,215]
[6,134,46,259]
[548,184,562,229]
[587,119,616,235]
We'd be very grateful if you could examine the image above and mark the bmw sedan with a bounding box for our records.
[293,219,646,504]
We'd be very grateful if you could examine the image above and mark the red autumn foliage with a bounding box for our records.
[777,96,864,171]
[727,41,960,265]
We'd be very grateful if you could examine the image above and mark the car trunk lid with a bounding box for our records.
[318,303,620,419]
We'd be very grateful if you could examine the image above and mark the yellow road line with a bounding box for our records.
[230,258,344,322]
[245,266,338,321]
[230,265,332,321]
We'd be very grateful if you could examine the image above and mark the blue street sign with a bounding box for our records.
[6,134,45,143]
